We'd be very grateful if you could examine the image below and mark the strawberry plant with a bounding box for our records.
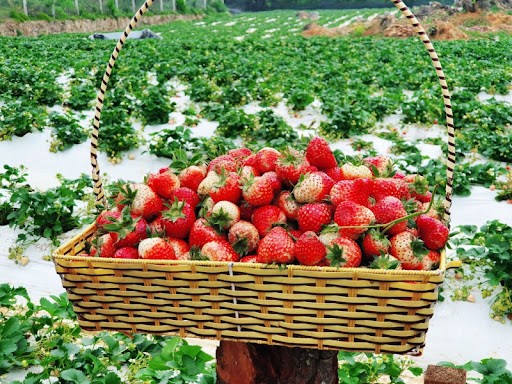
[48,111,88,152]
[0,98,47,140]
[66,81,96,111]
[137,85,176,126]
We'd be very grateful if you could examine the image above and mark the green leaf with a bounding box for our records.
[60,369,90,384]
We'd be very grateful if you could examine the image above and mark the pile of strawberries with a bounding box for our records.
[85,136,449,271]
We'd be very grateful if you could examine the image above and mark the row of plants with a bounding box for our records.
[2,283,511,383]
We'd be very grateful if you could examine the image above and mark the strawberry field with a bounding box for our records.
[1,7,512,383]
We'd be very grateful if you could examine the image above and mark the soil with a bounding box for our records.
[302,8,512,40]
[0,14,202,37]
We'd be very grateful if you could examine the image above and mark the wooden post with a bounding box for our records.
[216,341,339,384]
[74,0,80,15]
[23,0,28,16]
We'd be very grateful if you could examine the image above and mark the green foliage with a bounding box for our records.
[440,358,512,383]
[0,98,47,140]
[138,85,176,126]
[67,81,97,110]
[48,111,89,152]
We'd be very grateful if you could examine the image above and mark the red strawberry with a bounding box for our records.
[160,199,196,239]
[297,203,332,233]
[169,187,201,211]
[207,154,238,174]
[329,178,372,207]
[305,136,337,169]
[201,239,239,262]
[333,201,375,239]
[188,218,226,249]
[113,247,139,259]
[239,165,260,179]
[361,228,391,258]
[275,147,311,186]
[261,171,282,195]
[318,224,341,246]
[275,190,301,221]
[254,147,281,174]
[325,237,362,268]
[405,174,431,203]
[228,147,253,165]
[166,238,190,260]
[389,231,428,270]
[294,231,326,266]
[96,208,121,229]
[371,196,408,236]
[208,200,241,231]
[421,250,441,270]
[339,163,373,180]
[209,171,242,204]
[138,237,176,260]
[416,214,449,250]
[242,175,275,207]
[240,255,258,263]
[372,178,410,201]
[228,220,260,256]
[104,209,148,249]
[293,171,334,203]
[146,168,180,199]
[178,164,207,192]
[362,155,393,177]
[324,166,344,182]
[251,205,286,237]
[256,226,295,264]
[239,200,256,221]
[115,183,163,221]
[90,233,116,258]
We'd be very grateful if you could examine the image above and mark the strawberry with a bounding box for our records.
[305,136,337,169]
[318,224,340,246]
[421,250,441,270]
[207,154,238,174]
[294,231,326,266]
[239,165,260,179]
[240,255,258,263]
[293,171,334,203]
[209,171,242,204]
[275,190,301,221]
[297,203,332,233]
[256,226,295,264]
[208,200,241,231]
[325,237,362,268]
[339,163,373,180]
[371,196,408,236]
[362,155,393,177]
[138,237,176,260]
[333,201,375,239]
[418,201,442,220]
[228,220,260,256]
[372,178,410,201]
[90,233,116,258]
[188,218,225,249]
[146,168,180,199]
[113,247,139,259]
[115,183,163,221]
[329,178,372,207]
[251,205,287,237]
[275,147,311,186]
[254,147,281,174]
[96,208,121,229]
[405,174,431,203]
[178,164,207,192]
[239,200,256,221]
[324,166,344,182]
[104,208,148,249]
[169,187,201,211]
[261,171,282,195]
[368,254,401,270]
[389,231,429,270]
[361,228,391,258]
[228,147,253,165]
[416,214,449,251]
[197,171,221,196]
[166,238,190,260]
[201,239,240,262]
[242,175,275,207]
[198,196,215,218]
[160,199,196,239]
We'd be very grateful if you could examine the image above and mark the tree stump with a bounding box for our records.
[216,340,339,384]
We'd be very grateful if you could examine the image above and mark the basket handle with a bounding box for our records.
[90,0,455,224]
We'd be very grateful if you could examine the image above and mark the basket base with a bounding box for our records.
[216,340,339,384]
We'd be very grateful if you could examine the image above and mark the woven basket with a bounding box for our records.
[53,0,459,355]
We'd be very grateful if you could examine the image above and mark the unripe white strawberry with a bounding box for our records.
[197,171,221,196]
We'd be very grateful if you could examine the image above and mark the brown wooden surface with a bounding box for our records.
[424,365,467,384]
[216,341,339,384]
